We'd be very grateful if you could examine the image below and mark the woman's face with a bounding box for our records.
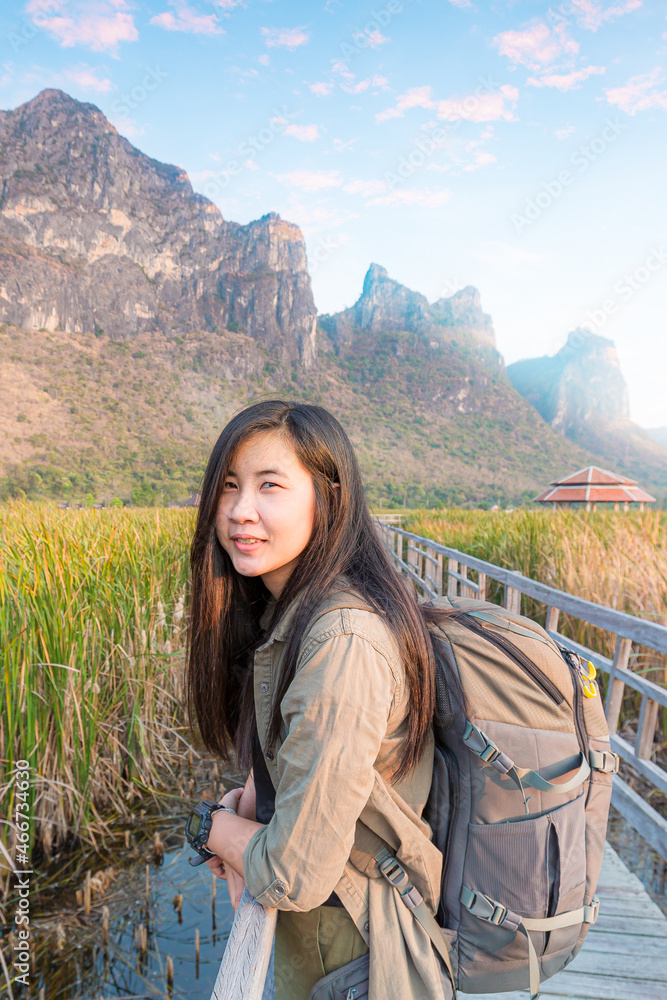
[215,430,317,599]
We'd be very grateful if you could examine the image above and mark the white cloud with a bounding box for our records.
[284,123,320,141]
[150,1,223,34]
[367,188,452,208]
[528,65,606,91]
[310,81,333,96]
[568,0,642,32]
[376,83,518,124]
[343,179,388,196]
[258,53,270,66]
[604,67,667,114]
[25,0,138,54]
[261,26,310,49]
[276,169,342,191]
[64,65,113,91]
[463,151,497,171]
[554,123,576,139]
[437,85,519,122]
[493,22,578,71]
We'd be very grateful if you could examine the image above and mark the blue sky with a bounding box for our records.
[1,0,666,427]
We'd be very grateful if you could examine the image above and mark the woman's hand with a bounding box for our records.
[205,774,257,911]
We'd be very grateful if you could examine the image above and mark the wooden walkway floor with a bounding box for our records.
[462,842,667,1000]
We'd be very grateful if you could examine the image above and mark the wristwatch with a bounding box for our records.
[185,800,236,867]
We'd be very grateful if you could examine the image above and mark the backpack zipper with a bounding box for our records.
[437,742,460,929]
[558,647,588,755]
[459,614,564,707]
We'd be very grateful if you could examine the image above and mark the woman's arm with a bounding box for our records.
[205,769,261,890]
[240,630,396,912]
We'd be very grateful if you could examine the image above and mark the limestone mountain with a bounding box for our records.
[320,263,495,353]
[0,88,317,367]
[507,332,667,492]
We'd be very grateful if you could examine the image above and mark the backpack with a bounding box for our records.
[268,588,618,999]
[378,595,619,1000]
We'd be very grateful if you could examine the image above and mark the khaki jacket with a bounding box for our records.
[241,575,450,1000]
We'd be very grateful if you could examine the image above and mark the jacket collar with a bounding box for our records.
[258,572,356,648]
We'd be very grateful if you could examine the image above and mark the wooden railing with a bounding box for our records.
[376,522,667,861]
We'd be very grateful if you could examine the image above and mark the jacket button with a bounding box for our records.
[266,750,274,760]
[259,682,269,693]
[364,922,369,932]
[274,881,286,895]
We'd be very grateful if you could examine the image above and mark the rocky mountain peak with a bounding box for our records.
[321,263,496,352]
[507,328,629,434]
[0,89,317,366]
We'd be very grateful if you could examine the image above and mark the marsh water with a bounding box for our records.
[4,771,666,1000]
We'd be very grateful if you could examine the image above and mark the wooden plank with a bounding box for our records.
[504,584,521,614]
[637,696,660,759]
[546,606,561,632]
[477,571,486,602]
[606,636,632,734]
[211,887,276,1000]
[611,777,667,861]
[584,931,667,956]
[611,734,667,797]
[594,913,667,935]
[447,558,458,598]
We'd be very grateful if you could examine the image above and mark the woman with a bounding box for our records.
[186,399,456,1000]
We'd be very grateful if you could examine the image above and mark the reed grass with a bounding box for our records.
[0,500,197,876]
[2,503,665,876]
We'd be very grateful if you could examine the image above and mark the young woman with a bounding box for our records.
[186,399,457,1000]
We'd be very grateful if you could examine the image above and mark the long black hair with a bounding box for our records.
[186,399,462,783]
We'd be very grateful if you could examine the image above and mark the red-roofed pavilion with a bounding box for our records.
[534,466,656,511]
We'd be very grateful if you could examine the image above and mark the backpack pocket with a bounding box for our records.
[457,791,587,994]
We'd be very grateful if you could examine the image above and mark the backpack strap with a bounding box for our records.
[375,847,457,996]
[462,720,591,811]
[460,886,600,1000]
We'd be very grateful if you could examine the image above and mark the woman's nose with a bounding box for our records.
[228,490,260,522]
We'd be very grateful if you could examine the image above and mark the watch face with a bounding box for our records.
[186,812,202,839]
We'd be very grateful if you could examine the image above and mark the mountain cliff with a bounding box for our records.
[507,331,667,491]
[0,89,317,367]
[0,89,663,506]
[320,263,496,353]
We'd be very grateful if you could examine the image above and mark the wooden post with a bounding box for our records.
[446,558,458,598]
[477,572,486,602]
[545,606,560,633]
[504,586,521,614]
[211,888,276,1000]
[636,696,660,759]
[436,551,444,596]
[606,636,632,735]
[460,564,469,598]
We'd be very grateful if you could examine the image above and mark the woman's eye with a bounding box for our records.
[261,481,277,489]
[223,481,237,490]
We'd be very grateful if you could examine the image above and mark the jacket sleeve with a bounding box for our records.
[241,626,398,911]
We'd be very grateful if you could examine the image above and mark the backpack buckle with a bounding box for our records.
[490,901,508,926]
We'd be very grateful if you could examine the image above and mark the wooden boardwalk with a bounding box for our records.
[462,842,667,1000]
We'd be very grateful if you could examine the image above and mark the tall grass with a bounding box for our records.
[2,504,665,872]
[0,501,197,869]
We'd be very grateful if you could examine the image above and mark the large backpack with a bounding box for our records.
[384,595,619,999]
[271,589,618,999]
